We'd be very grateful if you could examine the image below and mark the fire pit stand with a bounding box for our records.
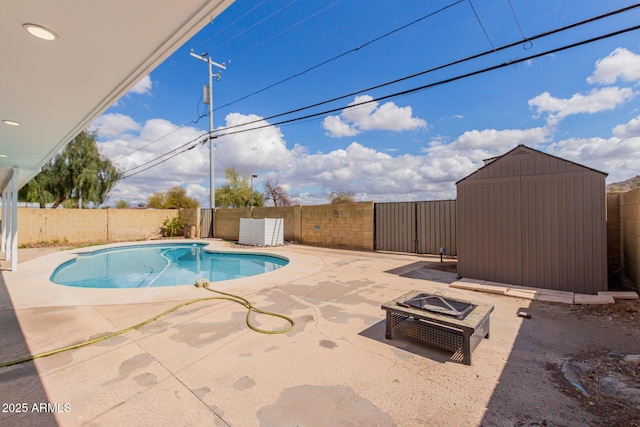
[381,290,493,365]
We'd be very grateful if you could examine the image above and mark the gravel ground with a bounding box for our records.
[481,298,640,427]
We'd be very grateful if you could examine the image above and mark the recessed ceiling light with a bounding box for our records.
[0,155,7,158]
[2,120,21,126]
[23,23,58,41]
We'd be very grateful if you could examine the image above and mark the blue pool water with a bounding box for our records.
[50,243,288,288]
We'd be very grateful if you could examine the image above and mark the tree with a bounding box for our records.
[166,186,199,208]
[216,166,264,208]
[19,130,121,208]
[18,173,55,208]
[146,192,166,209]
[146,186,199,209]
[330,190,355,204]
[115,200,130,208]
[263,178,292,206]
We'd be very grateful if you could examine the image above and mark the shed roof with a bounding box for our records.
[455,144,608,185]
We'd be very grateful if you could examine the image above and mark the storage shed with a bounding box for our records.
[456,145,608,295]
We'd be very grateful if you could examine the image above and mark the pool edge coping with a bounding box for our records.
[1,239,322,309]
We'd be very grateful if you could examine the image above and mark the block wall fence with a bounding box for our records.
[607,189,640,292]
[619,188,640,290]
[3,193,639,292]
[213,202,374,251]
[4,208,187,245]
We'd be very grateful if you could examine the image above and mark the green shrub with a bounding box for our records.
[161,215,186,237]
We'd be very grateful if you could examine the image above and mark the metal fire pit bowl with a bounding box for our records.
[399,293,477,320]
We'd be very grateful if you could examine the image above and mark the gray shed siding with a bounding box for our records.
[456,146,607,294]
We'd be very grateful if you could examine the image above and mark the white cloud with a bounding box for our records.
[587,48,640,85]
[545,135,640,182]
[323,95,427,137]
[129,75,153,95]
[185,184,209,205]
[613,114,640,138]
[322,115,359,137]
[275,126,552,203]
[100,113,296,206]
[528,87,636,127]
[99,117,210,205]
[215,113,294,171]
[90,113,141,137]
[99,108,640,207]
[451,127,551,150]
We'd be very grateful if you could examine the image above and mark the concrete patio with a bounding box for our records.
[0,240,637,426]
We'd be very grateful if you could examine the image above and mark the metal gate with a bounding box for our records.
[200,208,214,238]
[374,200,456,256]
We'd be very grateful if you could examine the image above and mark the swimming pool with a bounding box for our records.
[50,243,289,288]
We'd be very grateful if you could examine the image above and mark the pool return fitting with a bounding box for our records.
[0,280,295,368]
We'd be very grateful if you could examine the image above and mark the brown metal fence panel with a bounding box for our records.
[375,201,457,256]
[375,202,416,253]
[200,209,213,238]
[416,200,457,256]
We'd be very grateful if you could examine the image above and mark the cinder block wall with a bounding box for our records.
[252,205,301,242]
[214,207,252,240]
[300,202,374,250]
[212,202,374,251]
[607,193,623,279]
[19,208,108,244]
[9,208,197,245]
[620,188,640,291]
[180,208,200,238]
[106,209,181,241]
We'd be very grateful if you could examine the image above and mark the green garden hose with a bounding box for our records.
[0,281,295,368]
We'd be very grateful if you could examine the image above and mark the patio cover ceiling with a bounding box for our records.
[0,0,234,193]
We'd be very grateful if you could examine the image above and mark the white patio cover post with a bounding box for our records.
[10,167,18,270]
[1,190,6,253]
[5,181,12,263]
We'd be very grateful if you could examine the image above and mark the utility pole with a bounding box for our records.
[250,174,258,207]
[190,50,226,209]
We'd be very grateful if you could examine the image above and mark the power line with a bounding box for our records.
[121,138,207,179]
[117,1,639,168]
[209,22,640,140]
[120,0,463,165]
[121,133,208,178]
[211,2,640,138]
[112,114,207,162]
[214,0,300,51]
[207,0,269,42]
[112,87,208,162]
[215,0,465,111]
[506,0,528,41]
[118,5,640,180]
[468,0,504,61]
[230,0,344,62]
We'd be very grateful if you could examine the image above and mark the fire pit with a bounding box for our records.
[381,290,493,365]
[399,293,477,320]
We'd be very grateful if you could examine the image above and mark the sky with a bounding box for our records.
[90,0,640,207]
